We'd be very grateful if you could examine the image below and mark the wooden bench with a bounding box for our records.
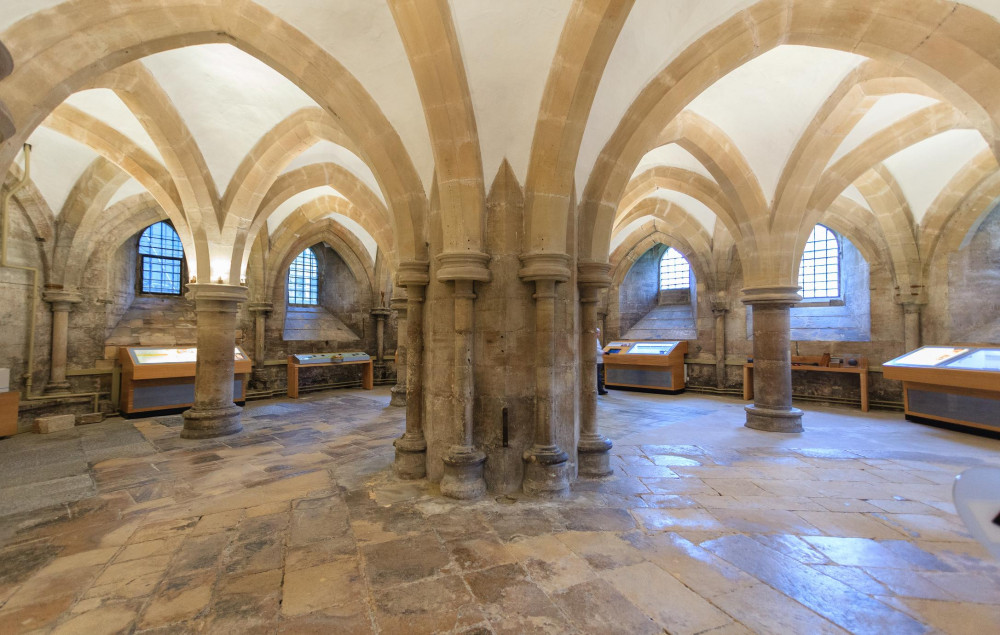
[743,355,869,412]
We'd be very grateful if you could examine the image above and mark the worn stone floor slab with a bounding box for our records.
[0,387,998,633]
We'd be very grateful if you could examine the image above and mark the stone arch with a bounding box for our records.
[919,149,999,257]
[266,220,376,311]
[522,0,633,256]
[70,195,167,290]
[0,0,428,281]
[389,0,485,254]
[579,0,1000,263]
[266,195,392,263]
[610,224,711,293]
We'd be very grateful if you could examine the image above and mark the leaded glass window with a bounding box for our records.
[659,247,691,290]
[798,224,840,299]
[288,248,319,305]
[138,222,184,295]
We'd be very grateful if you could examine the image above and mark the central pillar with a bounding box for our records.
[743,286,803,433]
[578,263,613,477]
[42,289,82,394]
[712,296,729,390]
[393,262,429,479]
[520,253,571,496]
[247,302,273,389]
[389,292,408,407]
[437,252,490,499]
[371,305,391,379]
[182,283,248,439]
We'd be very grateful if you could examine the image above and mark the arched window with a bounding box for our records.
[138,221,184,295]
[288,248,319,305]
[659,247,691,290]
[798,224,840,299]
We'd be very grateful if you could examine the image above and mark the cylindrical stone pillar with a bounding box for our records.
[712,300,729,390]
[520,254,571,496]
[578,262,613,477]
[394,262,429,478]
[902,302,923,352]
[372,307,391,364]
[247,302,272,389]
[743,286,803,433]
[182,283,248,439]
[435,252,490,499]
[389,293,408,407]
[42,289,82,394]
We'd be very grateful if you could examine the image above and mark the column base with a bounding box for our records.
[744,404,803,433]
[578,434,614,477]
[440,445,486,499]
[181,404,243,439]
[523,445,570,497]
[389,385,407,407]
[393,432,426,479]
[43,382,71,395]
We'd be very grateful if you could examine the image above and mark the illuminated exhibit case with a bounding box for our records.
[602,340,688,393]
[119,346,252,415]
[882,346,1000,434]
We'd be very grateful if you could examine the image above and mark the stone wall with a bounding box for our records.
[935,204,1000,345]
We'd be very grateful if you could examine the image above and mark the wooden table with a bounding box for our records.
[287,356,373,398]
[743,362,869,412]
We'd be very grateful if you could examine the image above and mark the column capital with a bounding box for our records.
[437,251,491,283]
[711,293,730,316]
[185,283,249,305]
[389,294,408,313]
[371,307,392,318]
[741,285,801,307]
[247,301,274,314]
[519,251,570,283]
[43,288,83,310]
[577,261,612,290]
[396,260,430,287]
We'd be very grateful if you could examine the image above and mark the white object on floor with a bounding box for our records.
[953,467,1000,560]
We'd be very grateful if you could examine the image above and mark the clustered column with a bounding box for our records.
[577,262,613,477]
[520,253,572,496]
[743,286,803,433]
[247,301,273,389]
[42,288,82,394]
[389,292,408,407]
[182,283,247,439]
[393,262,428,478]
[437,252,490,499]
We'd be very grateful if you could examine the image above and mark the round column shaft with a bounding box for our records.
[182,284,247,439]
[578,262,613,477]
[743,286,803,433]
[389,294,407,407]
[394,282,427,478]
[42,289,82,394]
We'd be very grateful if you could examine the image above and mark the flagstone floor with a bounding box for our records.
[0,387,998,634]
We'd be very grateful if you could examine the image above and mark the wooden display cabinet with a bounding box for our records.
[119,346,252,416]
[882,346,1000,434]
[602,340,688,393]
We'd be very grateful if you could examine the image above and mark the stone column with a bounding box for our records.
[743,286,803,433]
[437,252,490,499]
[182,283,248,439]
[393,262,429,478]
[389,292,408,407]
[371,306,391,376]
[43,289,82,394]
[520,253,571,496]
[247,302,272,389]
[901,300,924,352]
[712,296,729,390]
[578,262,613,477]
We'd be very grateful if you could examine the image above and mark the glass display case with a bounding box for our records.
[602,340,688,393]
[119,346,252,416]
[882,346,1000,434]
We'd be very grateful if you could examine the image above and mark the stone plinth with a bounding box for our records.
[440,445,487,499]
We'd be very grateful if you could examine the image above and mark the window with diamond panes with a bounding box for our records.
[138,221,184,295]
[798,224,840,299]
[288,248,319,306]
[659,247,691,290]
